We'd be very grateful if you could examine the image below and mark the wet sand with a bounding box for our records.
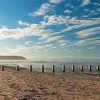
[0,67,100,100]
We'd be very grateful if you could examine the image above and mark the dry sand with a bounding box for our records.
[0,67,100,100]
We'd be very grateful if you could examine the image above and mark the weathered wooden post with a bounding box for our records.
[62,65,65,73]
[29,65,32,72]
[52,65,55,73]
[16,65,19,71]
[42,65,44,72]
[80,65,83,72]
[1,65,4,71]
[89,65,92,72]
[72,64,75,72]
[96,65,99,71]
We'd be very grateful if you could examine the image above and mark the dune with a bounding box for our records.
[0,66,100,100]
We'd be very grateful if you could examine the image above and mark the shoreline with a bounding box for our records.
[0,65,100,78]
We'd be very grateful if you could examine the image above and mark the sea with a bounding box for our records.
[0,60,100,76]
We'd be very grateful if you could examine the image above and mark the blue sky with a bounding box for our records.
[0,0,100,61]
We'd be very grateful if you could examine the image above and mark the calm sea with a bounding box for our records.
[0,60,100,76]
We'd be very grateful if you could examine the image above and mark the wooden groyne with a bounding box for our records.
[0,65,100,76]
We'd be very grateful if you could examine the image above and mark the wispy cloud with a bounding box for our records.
[81,0,90,6]
[6,45,32,53]
[29,3,55,16]
[41,15,69,26]
[6,43,56,53]
[60,37,100,49]
[18,21,30,27]
[49,0,63,4]
[25,41,33,45]
[75,37,100,46]
[75,26,100,38]
[0,23,63,43]
[51,18,100,35]
[64,10,72,14]
[88,46,96,49]
[0,26,50,40]
[46,15,68,25]
[43,16,100,28]
[92,2,100,6]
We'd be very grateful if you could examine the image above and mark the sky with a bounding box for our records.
[0,0,100,61]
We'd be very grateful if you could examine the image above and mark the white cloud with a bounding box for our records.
[54,18,100,35]
[65,4,71,7]
[38,17,100,41]
[75,37,100,46]
[57,40,66,43]
[30,24,40,29]
[63,37,100,48]
[0,27,25,39]
[97,8,100,12]
[75,26,100,38]
[81,0,90,6]
[6,45,32,53]
[49,0,63,4]
[45,35,63,42]
[59,43,66,47]
[0,23,63,43]
[56,39,70,48]
[41,16,100,32]
[92,3,100,6]
[18,21,30,27]
[29,3,55,16]
[25,41,33,45]
[43,15,69,25]
[2,26,7,28]
[64,10,72,14]
[83,8,99,17]
[88,46,96,49]
[6,43,56,53]
[0,26,49,39]
[48,15,66,24]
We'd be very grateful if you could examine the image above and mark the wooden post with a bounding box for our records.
[96,65,99,71]
[29,65,32,72]
[62,65,65,73]
[1,65,4,71]
[80,65,83,72]
[89,65,92,72]
[42,65,44,72]
[52,65,55,73]
[16,65,19,71]
[72,64,75,72]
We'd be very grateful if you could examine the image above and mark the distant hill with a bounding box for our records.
[0,56,26,60]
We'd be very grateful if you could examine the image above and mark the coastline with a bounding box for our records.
[0,66,100,100]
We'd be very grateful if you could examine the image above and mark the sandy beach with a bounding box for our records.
[0,66,100,100]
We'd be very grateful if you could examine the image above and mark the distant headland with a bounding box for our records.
[0,56,26,60]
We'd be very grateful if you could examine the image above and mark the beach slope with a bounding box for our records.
[0,67,100,100]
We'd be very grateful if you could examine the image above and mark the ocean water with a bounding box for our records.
[0,60,100,75]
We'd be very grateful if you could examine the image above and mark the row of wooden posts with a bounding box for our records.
[0,65,100,73]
